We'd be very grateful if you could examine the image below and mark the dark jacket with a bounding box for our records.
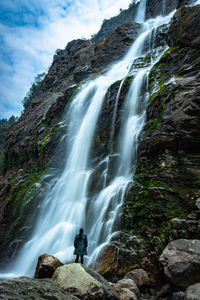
[74,233,88,255]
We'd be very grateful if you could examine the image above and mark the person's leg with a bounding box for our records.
[81,255,84,264]
[75,255,79,263]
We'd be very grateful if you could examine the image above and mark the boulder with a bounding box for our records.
[96,235,152,282]
[160,239,200,288]
[168,5,200,49]
[34,253,63,279]
[0,276,79,299]
[116,288,137,300]
[113,278,140,297]
[124,269,150,287]
[52,263,119,300]
[185,283,200,300]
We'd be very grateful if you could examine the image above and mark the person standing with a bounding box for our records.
[74,228,88,264]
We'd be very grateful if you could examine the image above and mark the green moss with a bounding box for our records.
[103,38,109,45]
[7,169,47,240]
[124,76,133,84]
[161,46,179,59]
[39,123,62,150]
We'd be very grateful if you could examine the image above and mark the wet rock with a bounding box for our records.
[34,253,63,279]
[52,263,119,300]
[0,276,79,300]
[168,5,200,49]
[185,283,200,300]
[113,278,140,297]
[124,269,150,287]
[96,232,152,282]
[146,0,179,19]
[91,23,141,71]
[160,239,200,288]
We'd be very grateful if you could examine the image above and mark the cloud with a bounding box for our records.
[0,0,132,119]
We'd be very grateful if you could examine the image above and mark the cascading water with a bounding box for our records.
[1,0,179,278]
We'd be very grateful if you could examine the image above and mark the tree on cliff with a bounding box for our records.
[22,72,46,109]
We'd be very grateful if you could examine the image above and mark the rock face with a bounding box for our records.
[34,253,63,279]
[146,0,179,19]
[122,3,200,265]
[168,5,200,49]
[160,239,200,288]
[0,276,79,300]
[52,263,120,300]
[93,3,139,42]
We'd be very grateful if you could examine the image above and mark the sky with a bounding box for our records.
[0,0,132,119]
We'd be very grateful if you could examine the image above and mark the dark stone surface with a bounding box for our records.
[0,276,79,300]
[160,239,200,289]
[168,5,200,49]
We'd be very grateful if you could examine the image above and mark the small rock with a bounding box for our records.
[113,278,140,297]
[185,283,200,300]
[34,254,63,279]
[117,287,138,300]
[124,268,150,287]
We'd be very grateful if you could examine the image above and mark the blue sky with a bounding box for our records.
[0,0,132,119]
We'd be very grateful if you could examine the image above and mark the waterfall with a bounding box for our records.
[1,0,176,279]
[135,0,147,23]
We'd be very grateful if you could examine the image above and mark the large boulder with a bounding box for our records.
[168,5,200,49]
[160,239,200,288]
[0,276,79,300]
[34,253,63,279]
[52,263,120,300]
[96,233,152,282]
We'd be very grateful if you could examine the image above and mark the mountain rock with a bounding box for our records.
[168,5,200,49]
[92,3,139,42]
[146,0,179,19]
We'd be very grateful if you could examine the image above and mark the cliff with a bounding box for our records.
[0,0,200,298]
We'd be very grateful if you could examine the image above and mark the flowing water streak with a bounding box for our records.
[1,1,177,279]
[135,0,147,23]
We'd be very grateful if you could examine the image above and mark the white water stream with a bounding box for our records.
[1,0,178,278]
